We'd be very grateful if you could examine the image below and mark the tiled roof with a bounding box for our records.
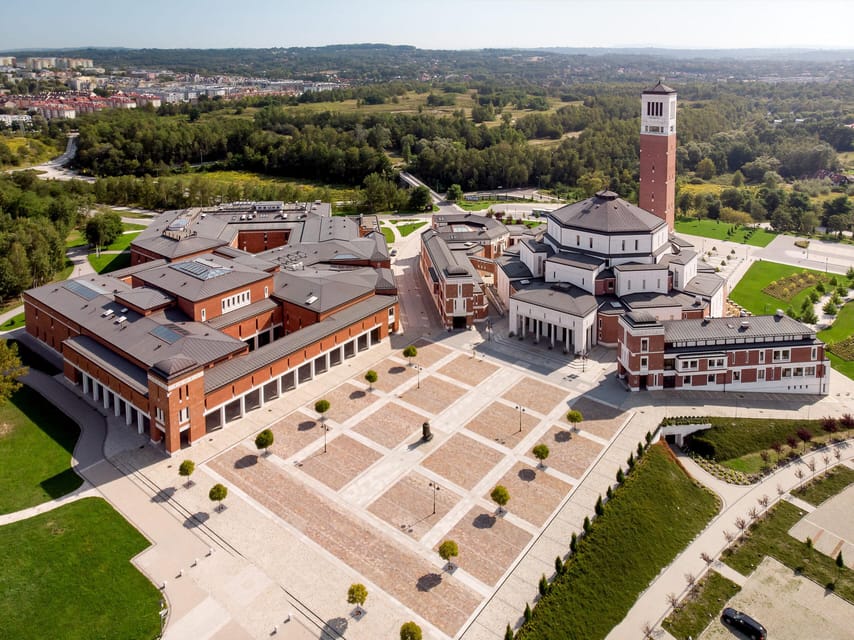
[548,191,666,234]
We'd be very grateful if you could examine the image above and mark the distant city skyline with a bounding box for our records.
[1,0,852,52]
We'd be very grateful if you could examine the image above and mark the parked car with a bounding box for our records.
[390,248,397,256]
[721,607,767,640]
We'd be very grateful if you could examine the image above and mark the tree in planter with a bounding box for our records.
[364,369,378,391]
[347,583,368,614]
[400,621,422,640]
[438,539,459,570]
[254,428,274,456]
[402,345,417,365]
[179,459,195,488]
[566,409,583,429]
[532,443,550,469]
[315,399,331,452]
[491,485,510,515]
[209,483,228,512]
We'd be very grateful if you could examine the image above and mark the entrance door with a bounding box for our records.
[452,315,467,329]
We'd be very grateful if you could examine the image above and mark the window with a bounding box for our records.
[773,349,790,362]
[388,308,395,318]
[759,350,765,363]
[733,370,741,381]
[805,366,815,376]
[782,368,792,378]
[221,290,252,313]
[640,357,648,369]
[635,240,639,251]
[640,338,649,352]
[758,369,765,380]
[708,374,715,383]
[264,286,269,298]
[621,240,625,251]
[200,309,206,321]
[179,407,190,423]
[589,237,593,248]
[811,347,817,360]
[155,407,165,423]
[576,234,580,246]
[683,375,691,385]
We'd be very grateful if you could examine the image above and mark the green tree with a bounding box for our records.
[731,170,745,187]
[836,551,844,580]
[364,369,378,391]
[255,428,274,455]
[438,539,459,569]
[566,409,583,426]
[178,459,195,488]
[315,399,330,419]
[400,621,422,640]
[0,341,27,405]
[505,624,515,640]
[403,345,417,365]
[491,485,510,513]
[696,157,716,180]
[532,443,550,468]
[408,185,432,211]
[209,483,228,512]
[446,184,464,201]
[85,210,123,249]
[347,583,368,609]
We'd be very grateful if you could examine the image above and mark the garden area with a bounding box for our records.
[0,497,162,640]
[819,300,854,380]
[677,415,853,478]
[674,217,777,247]
[0,386,82,514]
[662,571,741,640]
[514,442,719,640]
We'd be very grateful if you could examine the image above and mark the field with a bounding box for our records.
[0,136,61,168]
[381,227,395,244]
[194,169,360,203]
[0,386,82,513]
[102,231,142,252]
[515,444,719,640]
[728,261,826,315]
[0,497,162,639]
[662,571,742,640]
[674,218,776,247]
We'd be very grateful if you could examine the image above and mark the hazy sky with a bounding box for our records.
[2,0,852,51]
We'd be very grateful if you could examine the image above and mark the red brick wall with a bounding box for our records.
[639,133,676,230]
[236,230,290,253]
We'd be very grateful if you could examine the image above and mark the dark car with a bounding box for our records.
[721,607,767,640]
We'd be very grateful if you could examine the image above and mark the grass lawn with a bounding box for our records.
[793,465,854,506]
[0,497,162,639]
[687,417,826,463]
[0,136,61,169]
[662,571,741,640]
[102,231,141,252]
[729,261,826,315]
[380,227,395,244]
[516,444,719,640]
[65,228,86,248]
[88,251,131,274]
[674,218,776,247]
[396,221,427,237]
[0,312,25,331]
[819,301,854,380]
[123,222,148,231]
[723,501,854,600]
[197,170,359,203]
[0,386,82,513]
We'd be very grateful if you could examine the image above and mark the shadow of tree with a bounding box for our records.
[184,511,209,529]
[473,513,496,529]
[152,486,176,503]
[349,390,366,400]
[554,430,572,443]
[416,573,442,592]
[518,468,536,482]
[388,366,406,374]
[234,454,258,469]
[298,420,317,431]
[321,616,349,638]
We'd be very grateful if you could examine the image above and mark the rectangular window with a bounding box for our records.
[782,368,792,378]
[589,237,593,248]
[641,338,649,352]
[805,366,815,376]
[179,407,190,423]
[155,407,164,423]
[576,235,580,246]
[683,375,691,385]
[640,357,648,369]
[708,374,715,383]
[733,370,741,381]
[759,350,765,363]
[621,240,625,251]
[758,369,765,380]
[221,290,252,313]
[811,347,817,360]
[200,308,206,321]
[773,349,790,362]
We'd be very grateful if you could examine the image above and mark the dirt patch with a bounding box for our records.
[0,422,14,437]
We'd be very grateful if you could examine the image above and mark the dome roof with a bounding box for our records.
[548,191,666,235]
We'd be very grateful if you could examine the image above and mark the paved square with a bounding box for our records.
[356,357,416,393]
[307,381,379,424]
[463,401,540,448]
[298,435,382,491]
[439,506,533,586]
[571,397,626,440]
[368,471,461,539]
[437,354,499,386]
[268,410,323,459]
[352,402,428,450]
[538,426,604,480]
[502,376,570,415]
[487,462,573,528]
[209,448,481,636]
[398,375,467,415]
[410,340,454,367]
[422,433,504,490]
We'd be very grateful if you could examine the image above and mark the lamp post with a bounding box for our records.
[515,404,526,433]
[322,418,329,453]
[429,481,441,515]
[416,365,422,389]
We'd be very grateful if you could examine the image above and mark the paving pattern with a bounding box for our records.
[207,343,628,637]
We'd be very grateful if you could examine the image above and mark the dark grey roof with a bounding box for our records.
[548,191,666,235]
[511,282,597,318]
[64,335,149,395]
[432,213,508,242]
[658,250,696,267]
[613,262,669,272]
[213,246,279,272]
[114,287,174,312]
[681,273,725,297]
[625,311,659,325]
[273,267,380,313]
[496,256,533,280]
[621,291,707,312]
[204,294,397,393]
[205,298,279,330]
[152,355,201,379]
[421,230,480,281]
[670,235,695,249]
[662,314,815,343]
[547,251,603,271]
[643,81,676,94]
[109,259,168,279]
[134,255,271,302]
[520,238,552,254]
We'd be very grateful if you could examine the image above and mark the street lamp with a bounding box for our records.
[322,418,329,453]
[415,365,422,389]
[515,404,526,433]
[429,481,441,515]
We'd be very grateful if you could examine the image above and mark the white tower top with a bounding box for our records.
[641,81,677,136]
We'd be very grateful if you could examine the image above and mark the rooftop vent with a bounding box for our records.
[740,320,750,331]
[102,309,114,317]
[775,309,785,318]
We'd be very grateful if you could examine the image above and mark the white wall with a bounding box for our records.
[544,259,596,293]
[709,287,724,318]
[519,242,545,278]
[509,298,596,353]
[615,268,669,297]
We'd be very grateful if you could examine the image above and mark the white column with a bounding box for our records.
[103,390,110,409]
[550,324,555,349]
[114,395,121,416]
[137,411,144,434]
[521,316,526,338]
[82,375,90,395]
[93,382,99,402]
[240,395,246,418]
[565,327,570,352]
[125,401,133,425]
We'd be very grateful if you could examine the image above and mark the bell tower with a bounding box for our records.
[639,81,677,231]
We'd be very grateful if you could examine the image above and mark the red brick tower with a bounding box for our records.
[639,81,677,231]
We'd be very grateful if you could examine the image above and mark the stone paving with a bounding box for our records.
[537,425,605,480]
[297,435,382,491]
[368,471,462,540]
[398,375,468,415]
[501,377,570,415]
[356,357,416,393]
[352,402,428,449]
[487,462,573,528]
[438,354,500,386]
[422,433,505,491]
[463,402,539,448]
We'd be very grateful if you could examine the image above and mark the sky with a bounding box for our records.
[1,0,852,51]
